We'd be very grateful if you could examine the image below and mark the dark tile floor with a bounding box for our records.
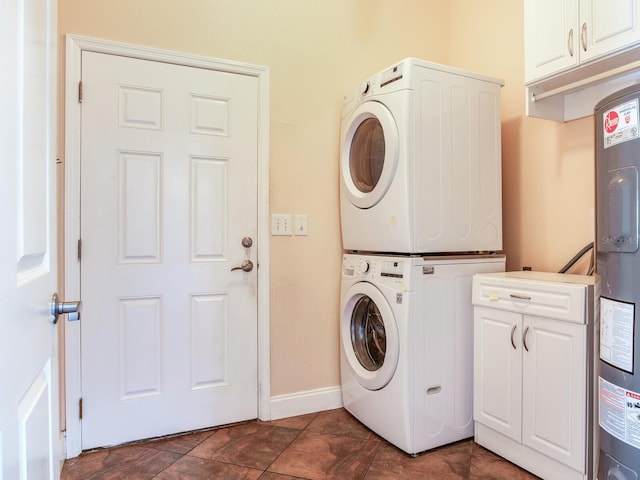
[61,408,540,480]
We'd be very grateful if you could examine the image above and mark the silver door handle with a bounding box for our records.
[510,293,531,301]
[523,326,530,352]
[231,259,254,272]
[567,28,574,57]
[50,293,81,324]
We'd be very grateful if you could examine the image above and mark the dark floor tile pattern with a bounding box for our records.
[61,408,540,480]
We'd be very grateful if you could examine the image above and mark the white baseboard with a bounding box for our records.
[269,386,343,420]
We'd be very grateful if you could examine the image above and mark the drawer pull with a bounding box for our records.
[510,325,517,350]
[523,326,530,352]
[510,293,532,301]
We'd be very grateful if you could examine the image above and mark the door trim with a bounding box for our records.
[63,34,270,458]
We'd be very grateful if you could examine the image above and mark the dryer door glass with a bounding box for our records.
[350,118,385,194]
[341,101,398,209]
[350,295,386,371]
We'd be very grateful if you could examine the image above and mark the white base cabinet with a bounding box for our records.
[472,271,596,480]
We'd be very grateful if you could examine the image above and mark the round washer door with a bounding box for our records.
[341,100,399,209]
[341,282,399,391]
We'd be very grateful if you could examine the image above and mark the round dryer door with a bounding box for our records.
[341,282,399,390]
[341,101,399,209]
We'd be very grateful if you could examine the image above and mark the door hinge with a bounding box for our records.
[77,239,82,261]
[79,397,83,420]
[78,81,83,103]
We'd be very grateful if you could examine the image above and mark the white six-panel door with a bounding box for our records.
[0,0,60,477]
[79,51,259,449]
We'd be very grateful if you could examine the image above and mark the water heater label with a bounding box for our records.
[600,296,635,373]
[603,99,639,149]
[599,377,640,449]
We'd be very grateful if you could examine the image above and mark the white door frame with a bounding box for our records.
[63,34,270,458]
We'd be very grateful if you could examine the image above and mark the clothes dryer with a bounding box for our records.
[340,253,505,455]
[340,58,504,254]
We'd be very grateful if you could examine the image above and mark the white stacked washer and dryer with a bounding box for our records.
[338,58,506,455]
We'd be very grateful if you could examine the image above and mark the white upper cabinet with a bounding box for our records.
[525,0,640,121]
[582,0,640,61]
[525,0,579,83]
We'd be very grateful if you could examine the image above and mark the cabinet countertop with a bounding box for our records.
[475,270,596,286]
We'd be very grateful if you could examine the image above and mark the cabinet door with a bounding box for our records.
[580,0,640,62]
[473,307,522,442]
[521,315,586,472]
[525,0,579,83]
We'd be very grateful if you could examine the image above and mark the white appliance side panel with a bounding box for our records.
[415,70,502,253]
[413,258,505,452]
[417,78,444,244]
[477,87,502,248]
[450,84,472,242]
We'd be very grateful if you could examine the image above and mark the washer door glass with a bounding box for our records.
[351,296,386,371]
[341,282,399,391]
[341,101,399,209]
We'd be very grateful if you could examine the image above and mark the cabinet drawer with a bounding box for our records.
[472,272,588,324]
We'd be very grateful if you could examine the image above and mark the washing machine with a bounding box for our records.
[340,57,504,254]
[340,252,505,455]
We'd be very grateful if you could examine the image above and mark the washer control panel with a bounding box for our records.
[380,260,405,278]
[342,254,409,282]
[359,260,370,274]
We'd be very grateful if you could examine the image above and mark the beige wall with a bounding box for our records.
[57,0,595,399]
[448,0,595,274]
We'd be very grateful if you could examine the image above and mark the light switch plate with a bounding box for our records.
[271,214,292,235]
[294,214,308,236]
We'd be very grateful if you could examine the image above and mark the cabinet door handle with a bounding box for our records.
[510,293,531,301]
[567,28,574,57]
[510,324,517,350]
[523,326,530,352]
[581,23,587,52]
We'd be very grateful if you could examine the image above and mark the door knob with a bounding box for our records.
[50,292,81,324]
[231,259,254,272]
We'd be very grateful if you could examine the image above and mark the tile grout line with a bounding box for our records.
[260,422,313,477]
[357,438,384,480]
[111,422,242,479]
